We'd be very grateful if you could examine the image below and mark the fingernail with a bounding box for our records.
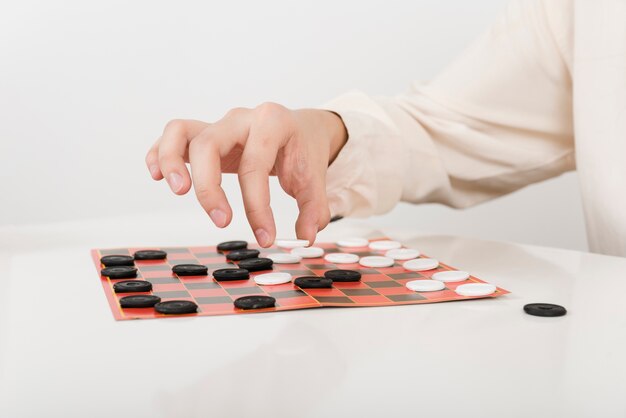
[254,228,271,247]
[167,173,183,192]
[209,209,227,228]
[149,165,160,178]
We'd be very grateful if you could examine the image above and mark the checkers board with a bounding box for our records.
[90,238,509,320]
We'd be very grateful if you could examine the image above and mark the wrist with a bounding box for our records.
[323,111,348,165]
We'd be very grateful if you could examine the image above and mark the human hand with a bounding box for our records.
[146,103,347,247]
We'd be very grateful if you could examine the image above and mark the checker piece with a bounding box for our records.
[217,240,248,253]
[238,257,273,272]
[267,253,302,264]
[172,264,208,276]
[119,295,161,308]
[403,258,439,271]
[359,256,394,268]
[100,255,134,267]
[113,280,152,293]
[101,266,137,279]
[155,300,198,314]
[324,269,361,282]
[324,253,359,264]
[290,246,324,258]
[294,276,333,288]
[254,272,292,286]
[213,268,250,281]
[234,295,276,310]
[226,249,260,261]
[406,280,445,292]
[133,250,167,260]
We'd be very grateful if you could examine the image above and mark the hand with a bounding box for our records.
[145,103,348,247]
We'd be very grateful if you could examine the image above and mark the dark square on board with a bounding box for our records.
[225,286,263,295]
[268,290,308,299]
[184,282,221,290]
[386,293,426,302]
[367,281,403,288]
[388,273,423,280]
[196,296,233,304]
[341,288,379,296]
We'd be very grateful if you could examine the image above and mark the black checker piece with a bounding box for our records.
[524,303,567,317]
[101,266,137,279]
[155,300,198,315]
[172,264,208,276]
[324,269,361,282]
[234,295,276,310]
[213,268,250,281]
[294,276,333,289]
[133,250,167,260]
[100,255,134,267]
[226,249,260,261]
[113,280,152,293]
[237,257,273,272]
[217,240,248,253]
[119,295,161,308]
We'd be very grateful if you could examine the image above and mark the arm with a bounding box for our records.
[322,0,575,218]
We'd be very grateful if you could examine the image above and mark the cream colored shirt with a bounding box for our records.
[323,0,626,256]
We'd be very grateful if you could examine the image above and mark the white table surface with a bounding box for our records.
[1,212,625,418]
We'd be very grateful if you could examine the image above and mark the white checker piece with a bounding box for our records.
[254,272,293,286]
[336,238,369,248]
[266,253,302,264]
[324,253,359,264]
[290,246,324,258]
[432,270,470,283]
[275,239,309,249]
[385,248,420,260]
[403,258,439,271]
[455,283,497,297]
[359,256,395,268]
[405,280,445,292]
[368,240,402,251]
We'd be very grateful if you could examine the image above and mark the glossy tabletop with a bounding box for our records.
[1,213,625,418]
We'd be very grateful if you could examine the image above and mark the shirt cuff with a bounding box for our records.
[317,91,404,218]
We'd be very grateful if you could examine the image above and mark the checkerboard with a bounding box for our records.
[91,239,509,320]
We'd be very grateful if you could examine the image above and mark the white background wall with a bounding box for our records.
[0,0,587,251]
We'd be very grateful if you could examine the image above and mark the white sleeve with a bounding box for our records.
[322,0,575,218]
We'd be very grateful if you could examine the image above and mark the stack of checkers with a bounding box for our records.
[95,237,508,319]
